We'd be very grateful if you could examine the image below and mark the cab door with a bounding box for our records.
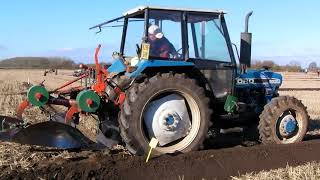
[186,13,236,107]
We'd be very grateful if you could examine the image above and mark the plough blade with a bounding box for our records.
[11,121,94,149]
[1,115,94,149]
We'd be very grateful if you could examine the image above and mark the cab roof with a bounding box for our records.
[90,6,225,30]
[124,6,226,16]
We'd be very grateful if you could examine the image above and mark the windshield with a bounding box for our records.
[123,18,145,57]
[123,10,183,60]
[90,17,124,62]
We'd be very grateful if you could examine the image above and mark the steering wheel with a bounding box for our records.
[173,47,183,59]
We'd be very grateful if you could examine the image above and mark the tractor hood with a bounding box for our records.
[235,69,282,89]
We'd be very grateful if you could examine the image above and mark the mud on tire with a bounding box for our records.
[258,96,309,144]
[119,73,212,156]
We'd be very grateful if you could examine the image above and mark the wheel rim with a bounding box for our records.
[141,89,201,153]
[275,109,303,143]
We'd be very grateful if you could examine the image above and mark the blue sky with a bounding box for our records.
[1,0,320,67]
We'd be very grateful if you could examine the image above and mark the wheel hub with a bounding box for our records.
[144,94,191,146]
[279,114,297,136]
[284,119,297,134]
[162,113,180,131]
[165,115,175,125]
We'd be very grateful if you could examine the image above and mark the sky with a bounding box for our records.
[1,0,320,67]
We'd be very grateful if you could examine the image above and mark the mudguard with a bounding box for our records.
[107,59,194,78]
[127,60,194,78]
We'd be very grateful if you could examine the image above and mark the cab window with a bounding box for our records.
[124,18,145,57]
[187,14,231,62]
[148,10,183,60]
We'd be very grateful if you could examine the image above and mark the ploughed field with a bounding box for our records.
[1,70,320,179]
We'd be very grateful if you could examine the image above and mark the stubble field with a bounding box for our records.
[1,69,320,179]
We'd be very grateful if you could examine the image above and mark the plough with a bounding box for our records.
[0,45,125,149]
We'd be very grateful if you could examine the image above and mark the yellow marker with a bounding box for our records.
[141,43,150,59]
[146,138,158,163]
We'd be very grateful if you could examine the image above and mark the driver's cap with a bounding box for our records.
[148,25,164,39]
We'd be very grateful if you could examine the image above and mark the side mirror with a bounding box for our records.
[239,11,253,67]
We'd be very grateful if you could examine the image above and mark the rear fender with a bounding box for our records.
[107,58,126,74]
[126,60,194,78]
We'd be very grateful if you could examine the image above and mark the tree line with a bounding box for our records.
[251,60,319,72]
[0,57,318,72]
[0,57,78,69]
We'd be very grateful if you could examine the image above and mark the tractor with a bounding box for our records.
[0,6,309,156]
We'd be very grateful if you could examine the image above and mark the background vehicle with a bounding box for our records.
[73,69,83,77]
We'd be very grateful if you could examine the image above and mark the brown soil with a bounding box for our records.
[2,139,320,180]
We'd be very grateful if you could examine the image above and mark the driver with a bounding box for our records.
[148,25,178,59]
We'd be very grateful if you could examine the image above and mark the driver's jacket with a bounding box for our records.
[149,37,177,58]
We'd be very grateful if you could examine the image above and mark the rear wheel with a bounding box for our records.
[119,73,211,156]
[258,96,309,144]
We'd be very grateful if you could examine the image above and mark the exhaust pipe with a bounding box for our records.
[244,11,253,33]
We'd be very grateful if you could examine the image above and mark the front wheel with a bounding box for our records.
[119,73,212,156]
[258,96,309,144]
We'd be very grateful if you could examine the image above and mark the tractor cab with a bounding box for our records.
[90,6,233,63]
[90,6,237,106]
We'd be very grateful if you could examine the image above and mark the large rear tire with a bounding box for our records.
[119,73,211,156]
[258,96,309,144]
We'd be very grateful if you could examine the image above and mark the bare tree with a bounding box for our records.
[308,62,317,72]
[289,60,301,67]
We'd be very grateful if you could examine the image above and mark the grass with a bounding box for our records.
[280,72,320,89]
[0,80,46,123]
[232,162,320,180]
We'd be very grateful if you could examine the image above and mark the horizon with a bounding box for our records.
[1,1,320,68]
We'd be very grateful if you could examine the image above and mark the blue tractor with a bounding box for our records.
[87,6,309,155]
[0,6,309,156]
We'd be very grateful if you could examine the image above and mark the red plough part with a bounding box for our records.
[0,44,126,149]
